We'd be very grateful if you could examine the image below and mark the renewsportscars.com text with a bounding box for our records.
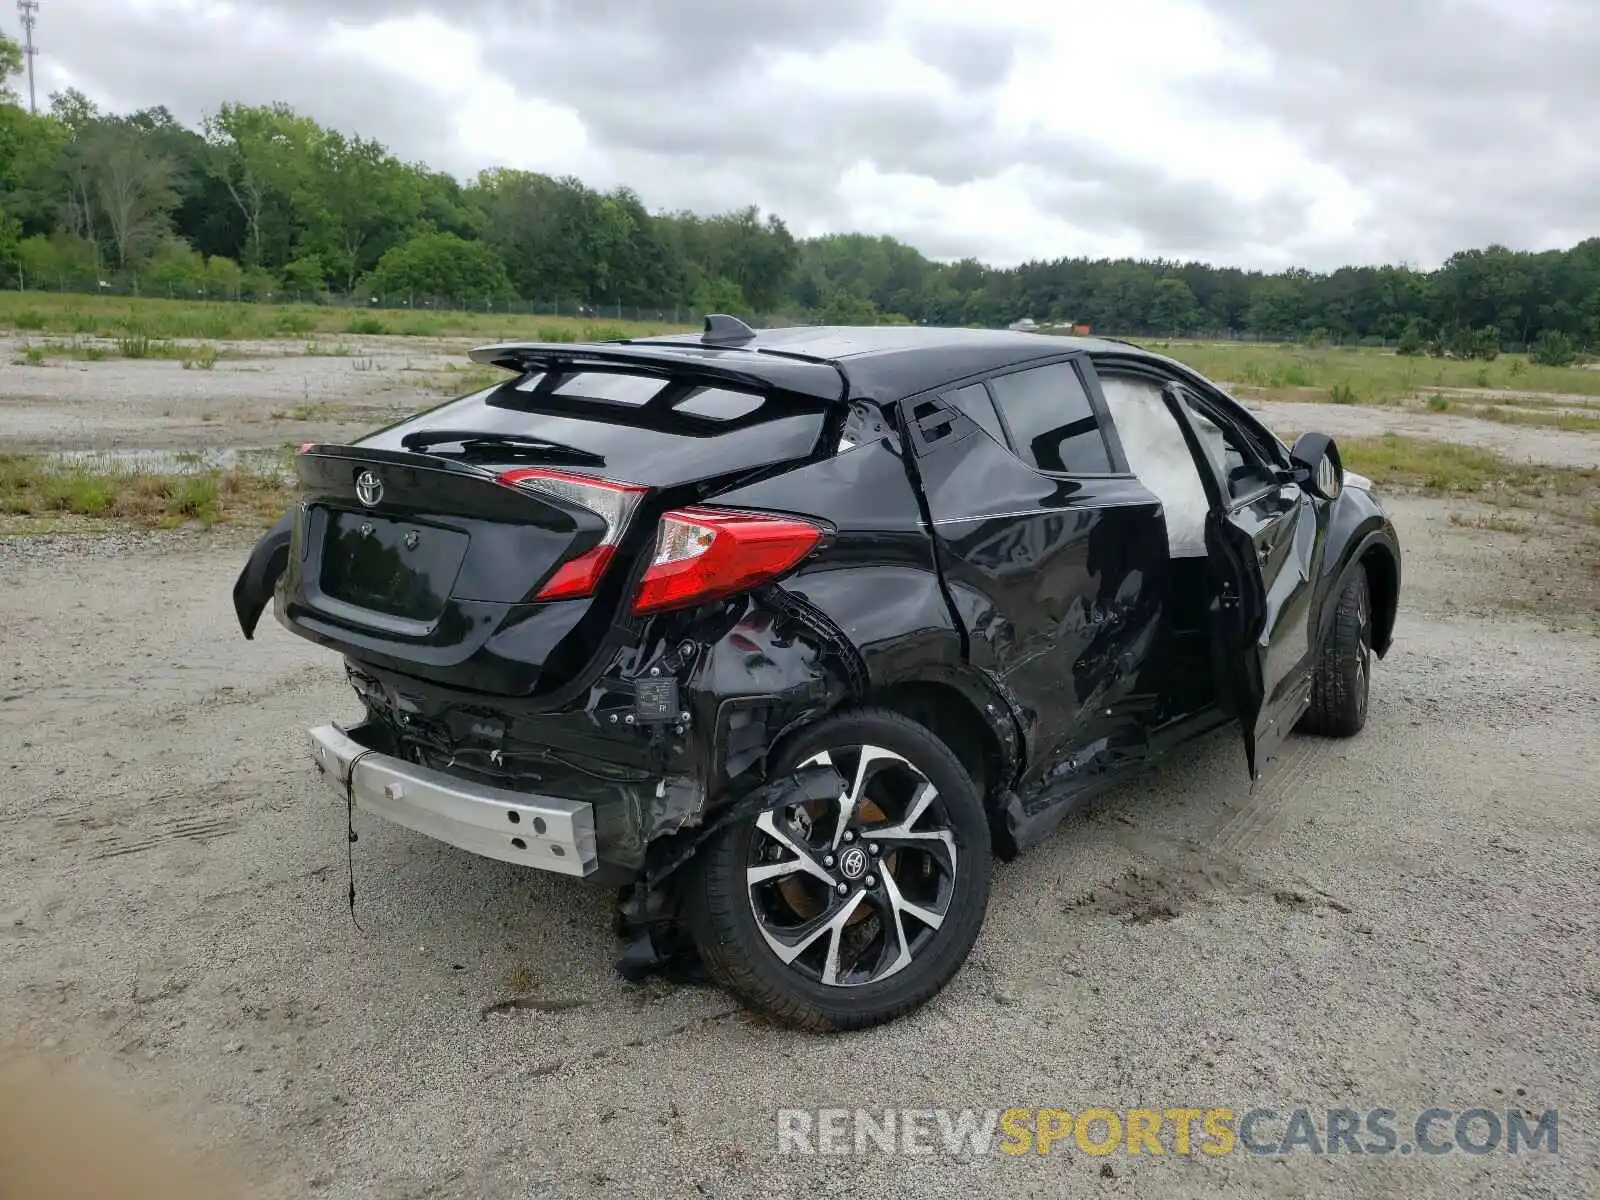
[776,1106,1559,1158]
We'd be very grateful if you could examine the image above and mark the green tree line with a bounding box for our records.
[1,39,1597,357]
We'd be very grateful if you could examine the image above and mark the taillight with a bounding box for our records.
[633,508,822,615]
[496,468,645,601]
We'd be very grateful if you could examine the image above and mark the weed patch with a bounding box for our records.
[0,454,292,526]
[1339,434,1598,499]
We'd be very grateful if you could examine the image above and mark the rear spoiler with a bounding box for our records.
[467,341,846,403]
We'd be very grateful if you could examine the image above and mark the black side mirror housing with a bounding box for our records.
[1289,432,1345,501]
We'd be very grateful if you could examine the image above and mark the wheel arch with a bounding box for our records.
[1360,540,1400,658]
[864,679,1004,801]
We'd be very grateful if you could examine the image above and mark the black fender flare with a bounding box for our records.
[233,508,294,639]
[1319,525,1401,658]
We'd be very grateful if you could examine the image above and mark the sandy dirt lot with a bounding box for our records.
[1,340,1597,1198]
[0,334,473,453]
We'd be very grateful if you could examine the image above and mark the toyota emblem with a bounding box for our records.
[355,470,384,507]
[838,846,869,880]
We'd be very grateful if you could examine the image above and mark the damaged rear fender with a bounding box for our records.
[651,582,1025,862]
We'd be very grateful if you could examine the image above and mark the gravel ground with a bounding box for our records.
[1,490,1596,1198]
[1,348,1597,1196]
[0,334,473,453]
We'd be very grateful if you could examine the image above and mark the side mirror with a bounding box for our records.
[1289,432,1344,501]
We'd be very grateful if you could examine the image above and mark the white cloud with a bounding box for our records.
[324,15,594,176]
[19,0,1599,269]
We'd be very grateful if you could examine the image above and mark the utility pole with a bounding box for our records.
[16,0,38,115]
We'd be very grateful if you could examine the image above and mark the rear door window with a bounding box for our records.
[986,362,1114,474]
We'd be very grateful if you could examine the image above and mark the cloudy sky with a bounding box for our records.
[10,0,1598,270]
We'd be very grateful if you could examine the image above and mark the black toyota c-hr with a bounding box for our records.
[234,316,1401,1030]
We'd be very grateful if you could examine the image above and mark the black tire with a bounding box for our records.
[1298,566,1372,738]
[686,708,992,1031]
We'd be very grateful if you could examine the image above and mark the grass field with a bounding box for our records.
[1141,338,1600,406]
[1337,434,1597,497]
[0,291,689,343]
[1336,434,1600,539]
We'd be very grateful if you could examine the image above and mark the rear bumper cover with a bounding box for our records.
[309,723,599,877]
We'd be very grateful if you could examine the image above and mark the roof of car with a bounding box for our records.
[629,324,1145,400]
[470,323,1163,404]
[634,324,1127,358]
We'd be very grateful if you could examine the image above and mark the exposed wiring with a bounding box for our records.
[341,748,378,933]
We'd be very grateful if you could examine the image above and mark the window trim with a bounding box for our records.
[1169,384,1284,507]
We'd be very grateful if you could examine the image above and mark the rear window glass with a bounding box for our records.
[942,382,1008,446]
[674,386,765,420]
[987,362,1113,474]
[549,371,668,406]
[509,372,763,421]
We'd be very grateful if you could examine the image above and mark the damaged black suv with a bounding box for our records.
[234,317,1400,1030]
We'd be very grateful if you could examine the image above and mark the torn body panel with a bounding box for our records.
[233,509,293,639]
[712,411,1028,796]
[344,584,859,880]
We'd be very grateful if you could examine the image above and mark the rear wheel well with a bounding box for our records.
[865,681,1001,802]
[1360,545,1399,655]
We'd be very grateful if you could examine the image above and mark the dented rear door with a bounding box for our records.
[905,357,1168,800]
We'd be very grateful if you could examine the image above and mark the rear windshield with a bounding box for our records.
[358,368,827,486]
[544,371,664,406]
[514,371,766,421]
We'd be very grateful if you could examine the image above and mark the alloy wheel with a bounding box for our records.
[745,745,958,988]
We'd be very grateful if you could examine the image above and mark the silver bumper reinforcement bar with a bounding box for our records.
[308,723,598,877]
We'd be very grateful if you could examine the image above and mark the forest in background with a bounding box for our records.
[1,35,1596,362]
